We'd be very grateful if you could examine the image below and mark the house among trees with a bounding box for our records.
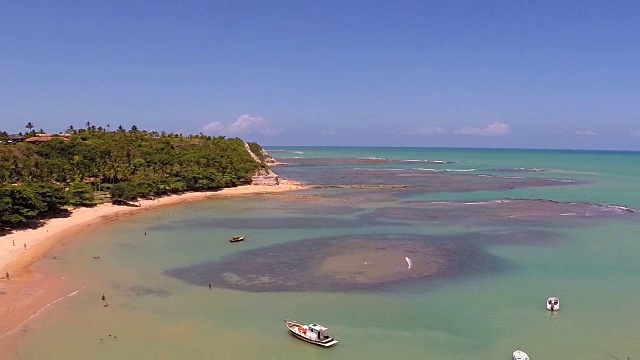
[25,133,72,144]
[7,134,25,143]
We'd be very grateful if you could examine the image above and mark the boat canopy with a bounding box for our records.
[308,324,328,332]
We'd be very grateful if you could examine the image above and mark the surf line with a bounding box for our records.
[1,287,85,338]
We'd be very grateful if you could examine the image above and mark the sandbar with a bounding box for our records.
[166,234,509,292]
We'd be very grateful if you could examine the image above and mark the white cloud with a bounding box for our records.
[407,127,445,135]
[261,127,282,136]
[228,114,266,133]
[202,122,226,133]
[319,129,336,136]
[574,130,597,136]
[454,122,510,136]
[202,114,279,136]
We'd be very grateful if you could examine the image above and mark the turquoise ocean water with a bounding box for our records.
[14,147,640,359]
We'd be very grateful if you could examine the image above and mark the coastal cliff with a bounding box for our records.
[251,167,280,186]
[244,142,282,186]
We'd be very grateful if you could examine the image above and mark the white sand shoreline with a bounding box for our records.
[0,183,304,276]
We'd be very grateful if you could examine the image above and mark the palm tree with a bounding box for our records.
[25,122,35,133]
[67,125,75,134]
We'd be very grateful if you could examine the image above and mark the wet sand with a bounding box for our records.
[0,268,78,355]
[313,239,451,284]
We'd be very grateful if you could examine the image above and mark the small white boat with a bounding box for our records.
[285,319,338,347]
[546,296,560,312]
[513,349,530,360]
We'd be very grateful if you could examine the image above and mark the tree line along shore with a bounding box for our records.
[0,124,274,233]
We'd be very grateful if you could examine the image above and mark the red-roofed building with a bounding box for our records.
[25,133,71,144]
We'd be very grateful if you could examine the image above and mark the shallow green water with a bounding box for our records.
[16,147,640,359]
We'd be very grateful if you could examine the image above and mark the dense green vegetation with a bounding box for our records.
[0,125,266,230]
[247,142,269,162]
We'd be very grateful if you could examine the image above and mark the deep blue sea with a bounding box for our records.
[17,147,640,359]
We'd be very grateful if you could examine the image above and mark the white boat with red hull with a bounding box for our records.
[284,319,338,347]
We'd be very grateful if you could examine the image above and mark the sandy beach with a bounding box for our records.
[0,183,303,276]
[0,183,304,352]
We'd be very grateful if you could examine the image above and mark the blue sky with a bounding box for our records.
[1,1,639,150]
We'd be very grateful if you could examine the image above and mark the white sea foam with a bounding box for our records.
[352,167,404,171]
[607,205,632,212]
[549,178,577,182]
[403,159,447,163]
[463,200,504,205]
[265,149,303,154]
[1,288,84,338]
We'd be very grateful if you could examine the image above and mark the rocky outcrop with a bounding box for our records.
[244,142,295,186]
[251,167,280,186]
[244,142,282,186]
[259,149,277,164]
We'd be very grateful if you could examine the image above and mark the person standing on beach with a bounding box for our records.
[209,282,211,290]
[101,293,106,302]
[23,243,27,250]
[5,272,8,280]
[12,240,15,246]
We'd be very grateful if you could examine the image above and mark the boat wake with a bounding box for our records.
[1,287,84,338]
